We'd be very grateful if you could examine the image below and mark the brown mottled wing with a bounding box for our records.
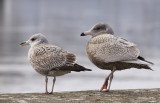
[87,34,140,63]
[29,44,76,71]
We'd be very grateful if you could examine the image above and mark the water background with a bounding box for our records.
[0,0,160,93]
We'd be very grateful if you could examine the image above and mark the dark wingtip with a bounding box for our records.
[150,68,154,71]
[74,63,92,72]
[85,68,92,71]
[80,32,85,36]
[138,56,154,65]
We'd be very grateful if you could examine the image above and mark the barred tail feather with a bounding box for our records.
[65,53,76,65]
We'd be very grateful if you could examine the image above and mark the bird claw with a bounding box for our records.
[100,89,109,92]
[45,91,53,94]
[45,92,49,94]
[49,92,53,94]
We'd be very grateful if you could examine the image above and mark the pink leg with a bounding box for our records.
[45,76,49,94]
[100,73,110,92]
[100,67,116,92]
[49,76,56,94]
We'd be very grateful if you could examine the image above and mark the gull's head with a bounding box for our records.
[20,33,48,47]
[81,23,114,37]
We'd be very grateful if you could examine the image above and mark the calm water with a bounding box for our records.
[0,0,160,93]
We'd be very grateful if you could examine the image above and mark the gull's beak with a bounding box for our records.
[80,30,91,36]
[80,32,85,36]
[20,41,29,46]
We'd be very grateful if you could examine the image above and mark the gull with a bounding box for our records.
[20,33,91,94]
[80,23,153,92]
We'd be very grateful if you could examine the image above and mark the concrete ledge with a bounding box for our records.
[0,88,160,103]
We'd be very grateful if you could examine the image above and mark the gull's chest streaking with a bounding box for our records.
[28,44,70,76]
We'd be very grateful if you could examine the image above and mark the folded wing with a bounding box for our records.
[29,44,76,70]
[87,34,140,63]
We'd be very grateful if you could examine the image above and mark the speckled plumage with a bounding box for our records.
[86,34,150,70]
[81,23,153,71]
[81,23,153,92]
[20,33,91,94]
[29,44,72,76]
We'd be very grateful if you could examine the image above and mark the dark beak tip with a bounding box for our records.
[80,32,85,36]
[19,43,23,46]
[20,42,26,46]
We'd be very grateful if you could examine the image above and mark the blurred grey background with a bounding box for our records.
[0,0,160,93]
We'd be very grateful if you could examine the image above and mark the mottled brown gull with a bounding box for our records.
[20,33,91,94]
[81,23,153,92]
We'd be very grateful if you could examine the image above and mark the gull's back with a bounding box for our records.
[28,43,73,76]
[86,34,151,70]
[87,34,140,62]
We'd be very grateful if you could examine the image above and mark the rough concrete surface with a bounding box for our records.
[0,88,160,103]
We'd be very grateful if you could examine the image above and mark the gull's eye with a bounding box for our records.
[94,27,101,31]
[31,38,36,41]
